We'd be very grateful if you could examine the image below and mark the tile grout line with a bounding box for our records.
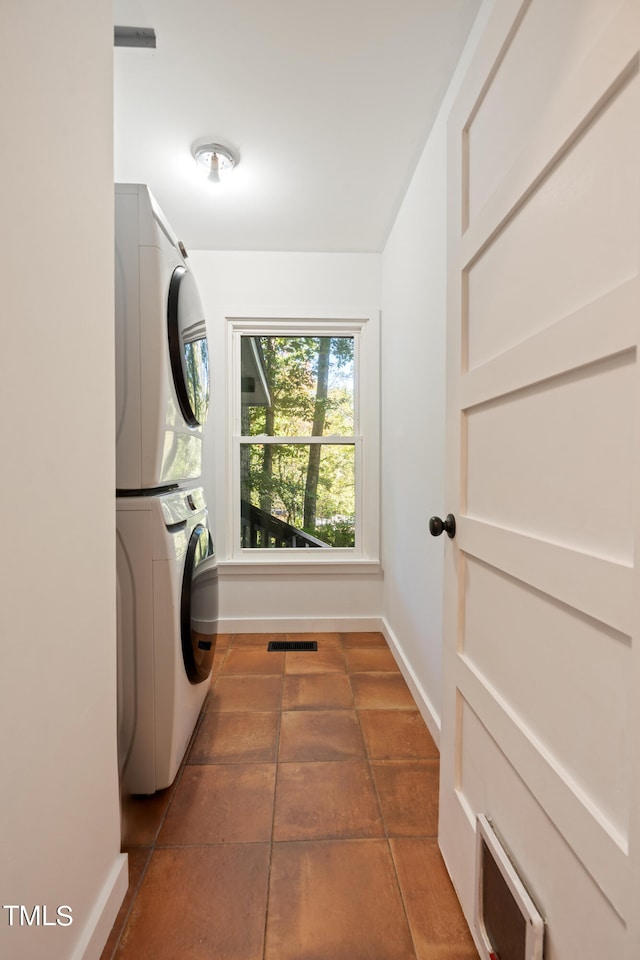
[386,835,421,960]
[105,633,234,958]
[100,846,152,960]
[261,630,286,960]
[352,644,426,960]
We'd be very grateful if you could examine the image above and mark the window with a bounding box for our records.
[228,314,379,565]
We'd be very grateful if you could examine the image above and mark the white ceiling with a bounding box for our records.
[114,0,481,253]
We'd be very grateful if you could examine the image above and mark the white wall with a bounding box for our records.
[188,251,383,630]
[0,4,126,959]
[380,5,489,740]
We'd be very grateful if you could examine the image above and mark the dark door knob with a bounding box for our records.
[429,514,456,539]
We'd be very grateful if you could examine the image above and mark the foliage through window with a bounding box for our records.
[239,336,357,549]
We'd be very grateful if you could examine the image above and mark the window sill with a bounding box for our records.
[217,557,382,577]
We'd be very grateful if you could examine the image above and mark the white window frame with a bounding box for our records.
[225,309,380,572]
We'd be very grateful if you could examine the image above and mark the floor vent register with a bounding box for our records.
[267,640,318,652]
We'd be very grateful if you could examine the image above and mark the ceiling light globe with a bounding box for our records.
[192,142,238,184]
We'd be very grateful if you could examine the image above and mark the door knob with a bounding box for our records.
[429,514,456,539]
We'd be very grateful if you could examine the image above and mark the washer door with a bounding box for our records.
[167,266,210,427]
[181,523,215,683]
[116,535,136,779]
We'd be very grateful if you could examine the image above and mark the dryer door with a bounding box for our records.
[167,266,210,427]
[180,523,216,683]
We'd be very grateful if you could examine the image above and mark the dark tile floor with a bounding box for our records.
[101,632,478,960]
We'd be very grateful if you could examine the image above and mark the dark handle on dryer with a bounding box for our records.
[429,514,456,539]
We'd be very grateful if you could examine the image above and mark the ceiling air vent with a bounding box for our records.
[114,26,156,48]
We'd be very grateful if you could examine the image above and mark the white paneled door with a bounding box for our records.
[438,1,640,957]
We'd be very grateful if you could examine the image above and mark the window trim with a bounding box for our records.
[226,310,379,566]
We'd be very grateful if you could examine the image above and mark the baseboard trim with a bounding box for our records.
[380,616,441,749]
[76,852,128,960]
[217,616,385,634]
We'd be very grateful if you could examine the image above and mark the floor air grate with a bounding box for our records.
[267,640,318,652]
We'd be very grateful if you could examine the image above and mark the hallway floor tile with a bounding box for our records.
[104,631,478,960]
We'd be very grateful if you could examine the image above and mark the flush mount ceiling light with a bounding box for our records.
[192,142,239,184]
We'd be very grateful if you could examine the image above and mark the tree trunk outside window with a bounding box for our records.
[303,337,331,529]
[260,337,275,515]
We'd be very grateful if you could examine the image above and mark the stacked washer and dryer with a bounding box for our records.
[115,183,218,795]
